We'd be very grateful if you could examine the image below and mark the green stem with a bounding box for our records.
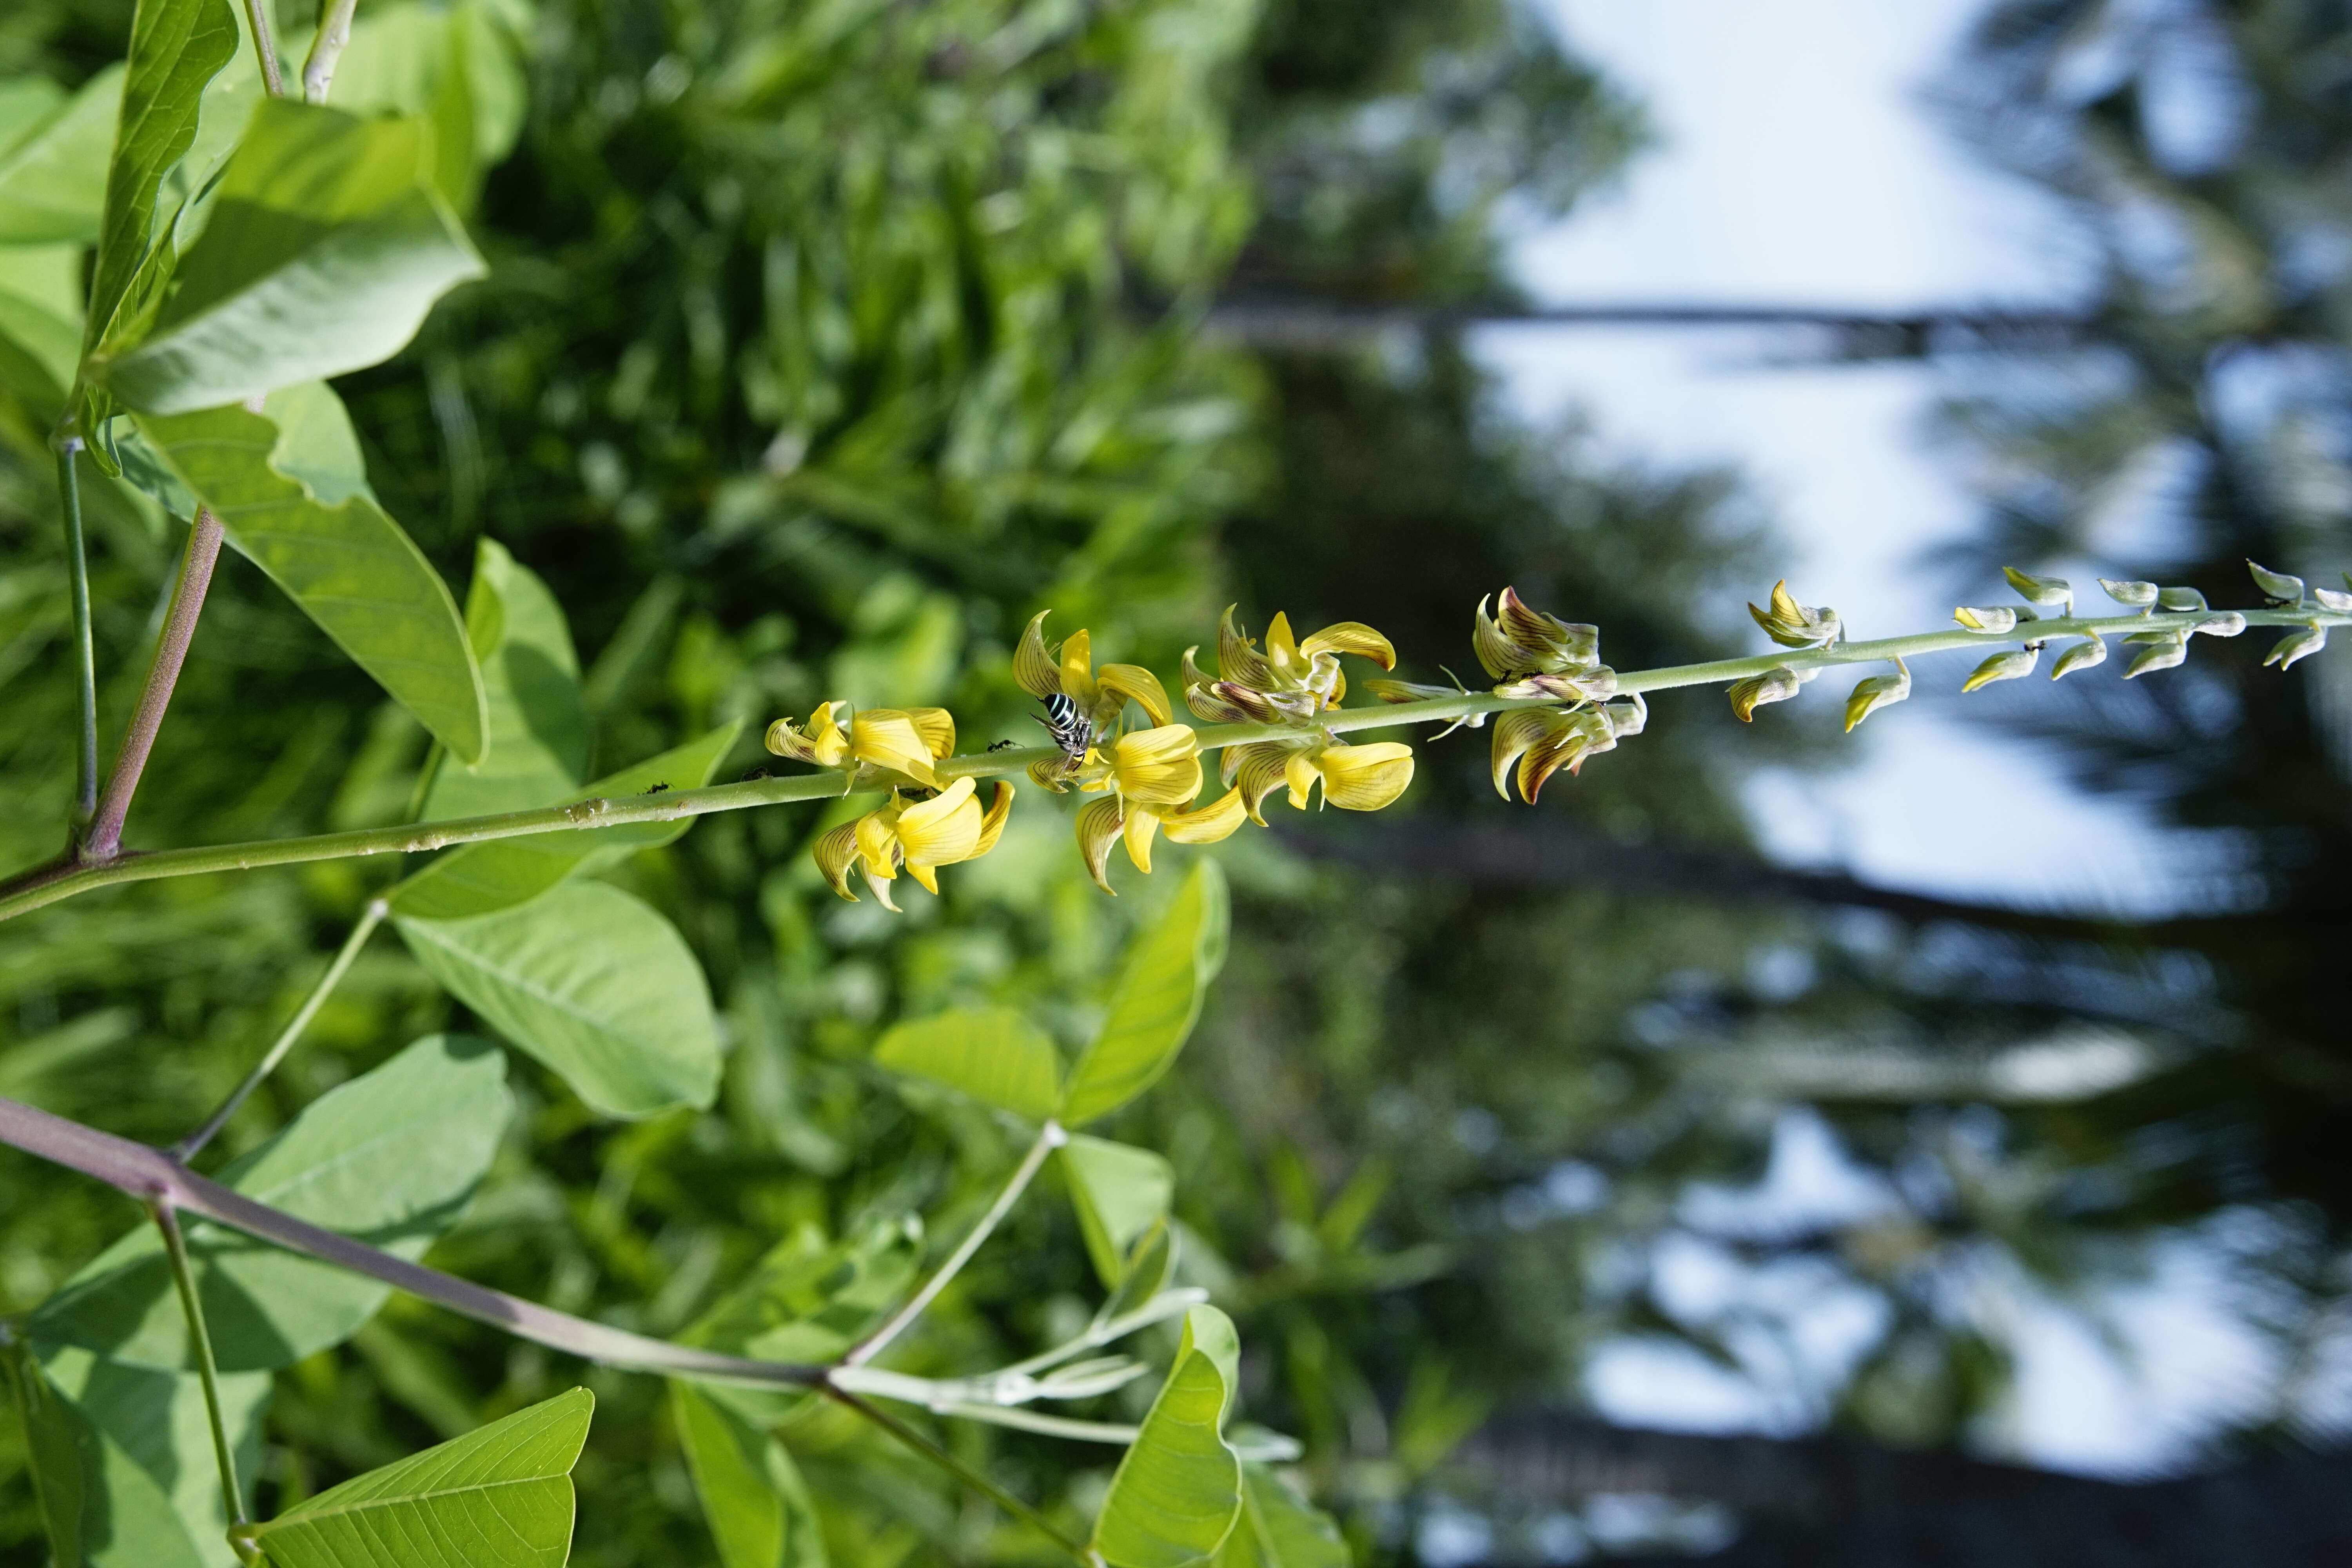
[172,899,388,1161]
[844,1120,1067,1367]
[300,0,360,102]
[243,0,285,97]
[56,438,96,836]
[823,1385,1093,1564]
[1,606,2337,924]
[150,1201,247,1535]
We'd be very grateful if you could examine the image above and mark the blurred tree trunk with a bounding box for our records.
[1453,1413,2352,1566]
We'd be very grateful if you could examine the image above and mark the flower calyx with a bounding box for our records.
[1749,580,1841,650]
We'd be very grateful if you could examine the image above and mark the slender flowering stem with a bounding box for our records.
[56,438,97,833]
[0,1094,828,1390]
[845,1120,1068,1367]
[4,607,2341,923]
[173,899,389,1161]
[301,0,361,103]
[83,510,226,862]
[152,1201,248,1532]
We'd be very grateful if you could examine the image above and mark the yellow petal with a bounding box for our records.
[1302,621,1397,670]
[1014,611,1062,699]
[1489,709,1562,801]
[1472,595,1530,679]
[1218,605,1273,688]
[1122,805,1160,874]
[1096,663,1173,727]
[855,808,901,880]
[1059,628,1099,708]
[1232,743,1291,824]
[1160,785,1247,844]
[812,821,862,902]
[1111,724,1204,808]
[1516,734,1585,803]
[893,708,956,759]
[851,712,939,787]
[767,702,851,765]
[863,865,902,913]
[1316,742,1414,811]
[907,861,941,894]
[897,777,982,867]
[1183,645,1252,722]
[969,781,1014,858]
[806,702,851,766]
[1076,796,1125,894]
[1283,749,1319,809]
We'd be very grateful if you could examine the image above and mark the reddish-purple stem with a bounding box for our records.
[83,509,225,862]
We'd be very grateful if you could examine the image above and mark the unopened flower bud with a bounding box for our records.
[2248,560,2306,603]
[2003,567,2073,610]
[2100,578,2160,610]
[1748,580,1840,648]
[2193,612,2246,638]
[2124,632,2187,679]
[2314,588,2352,614]
[1727,666,1804,722]
[1962,646,2040,692]
[2050,636,2107,679]
[1843,657,1911,732]
[1602,693,1648,739]
[2157,586,2207,613]
[1954,606,2018,633]
[2265,624,2326,670]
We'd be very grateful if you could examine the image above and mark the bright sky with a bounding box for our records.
[1499,0,2291,1477]
[1487,0,2252,918]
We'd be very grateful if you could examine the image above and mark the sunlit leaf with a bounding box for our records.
[82,0,240,358]
[1092,1305,1244,1568]
[1211,1465,1349,1568]
[27,1035,511,1372]
[324,0,530,211]
[421,536,590,818]
[396,882,722,1119]
[101,98,486,412]
[392,722,741,920]
[126,394,489,764]
[872,1006,1063,1122]
[0,67,121,244]
[1061,861,1229,1125]
[1061,1135,1174,1291]
[670,1380,829,1568]
[249,1386,593,1568]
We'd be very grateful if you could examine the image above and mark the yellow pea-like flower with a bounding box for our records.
[814,779,1015,910]
[1281,740,1415,812]
[1014,612,1172,729]
[766,702,955,788]
[766,701,853,767]
[1185,606,1396,722]
[1085,724,1204,809]
[1079,787,1247,893]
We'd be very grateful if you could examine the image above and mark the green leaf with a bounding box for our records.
[1061,1135,1174,1290]
[1211,1465,1349,1568]
[422,537,589,819]
[102,97,486,413]
[250,1386,593,1568]
[0,279,78,428]
[125,395,489,764]
[392,722,743,920]
[669,1381,829,1568]
[43,1347,270,1568]
[395,882,722,1119]
[27,1035,511,1372]
[0,65,122,244]
[1092,1305,1244,1568]
[872,1007,1062,1122]
[1096,1220,1175,1328]
[680,1216,920,1426]
[2,1339,84,1568]
[324,0,530,212]
[1061,861,1229,1125]
[82,0,240,359]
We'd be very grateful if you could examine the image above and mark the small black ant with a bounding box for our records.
[986,739,1018,752]
[643,782,671,795]
[738,767,771,782]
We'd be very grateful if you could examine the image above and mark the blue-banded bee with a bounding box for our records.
[1035,691,1093,760]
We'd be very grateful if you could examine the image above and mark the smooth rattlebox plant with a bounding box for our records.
[4,3,2352,1566]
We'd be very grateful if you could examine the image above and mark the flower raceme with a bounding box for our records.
[756,566,2345,906]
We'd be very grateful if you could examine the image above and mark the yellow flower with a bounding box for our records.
[1082,724,1204,809]
[1749,580,1841,649]
[1076,788,1247,893]
[1487,696,1644,802]
[1183,606,1394,722]
[1727,666,1805,721]
[1842,657,1911,731]
[1473,587,1599,681]
[1013,612,1172,731]
[766,702,956,788]
[1281,739,1415,812]
[815,779,1013,910]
